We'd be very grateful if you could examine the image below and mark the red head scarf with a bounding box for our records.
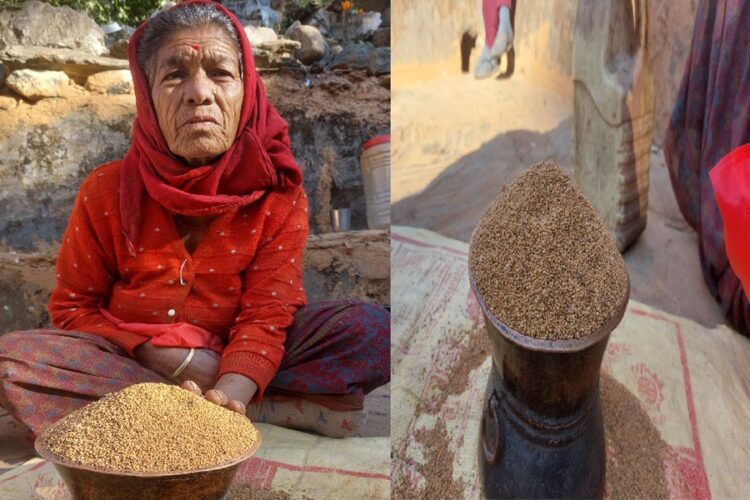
[121,0,302,255]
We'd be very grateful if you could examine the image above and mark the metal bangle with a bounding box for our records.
[172,348,195,379]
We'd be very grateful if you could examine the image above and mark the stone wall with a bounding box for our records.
[267,73,389,234]
[0,1,108,54]
[0,1,390,248]
[0,95,135,249]
[0,72,388,250]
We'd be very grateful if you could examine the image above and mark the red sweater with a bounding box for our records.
[48,161,308,400]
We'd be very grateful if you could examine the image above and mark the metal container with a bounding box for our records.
[330,208,352,232]
[35,432,261,500]
[469,273,629,499]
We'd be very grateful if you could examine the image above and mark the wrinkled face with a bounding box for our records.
[150,25,244,166]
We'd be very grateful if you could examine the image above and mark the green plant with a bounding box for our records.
[0,0,169,26]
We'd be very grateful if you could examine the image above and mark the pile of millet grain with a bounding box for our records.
[469,161,629,340]
[37,383,259,473]
[601,373,670,498]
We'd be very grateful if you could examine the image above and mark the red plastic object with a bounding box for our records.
[363,135,390,150]
[709,142,750,293]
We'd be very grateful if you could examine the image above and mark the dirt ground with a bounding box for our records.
[392,70,726,330]
[0,407,31,475]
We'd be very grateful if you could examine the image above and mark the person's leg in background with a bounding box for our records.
[663,0,750,335]
[475,0,514,79]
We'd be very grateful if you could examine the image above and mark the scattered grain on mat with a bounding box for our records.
[394,327,489,499]
[601,373,669,499]
[416,326,491,415]
[392,418,466,500]
[39,383,258,473]
[469,161,629,340]
[227,485,293,500]
[441,327,491,397]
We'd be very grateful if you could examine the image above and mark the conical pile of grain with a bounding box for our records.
[469,160,629,340]
[38,383,259,472]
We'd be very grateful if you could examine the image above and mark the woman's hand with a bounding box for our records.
[181,373,258,415]
[135,342,220,391]
[174,349,220,391]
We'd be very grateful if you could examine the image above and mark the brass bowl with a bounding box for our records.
[35,431,261,500]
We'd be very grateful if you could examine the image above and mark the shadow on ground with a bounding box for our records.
[393,117,573,242]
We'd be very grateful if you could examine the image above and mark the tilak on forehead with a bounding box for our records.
[191,44,201,51]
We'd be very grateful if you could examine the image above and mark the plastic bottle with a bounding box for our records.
[360,136,391,230]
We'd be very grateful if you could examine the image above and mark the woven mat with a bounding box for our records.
[391,225,750,499]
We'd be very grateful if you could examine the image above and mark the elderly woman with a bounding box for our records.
[0,0,389,439]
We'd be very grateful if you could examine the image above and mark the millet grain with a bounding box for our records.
[469,161,629,340]
[39,383,259,473]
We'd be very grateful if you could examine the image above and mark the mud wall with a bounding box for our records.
[392,0,482,75]
[392,0,696,140]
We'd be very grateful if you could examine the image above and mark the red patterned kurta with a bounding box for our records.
[48,160,309,400]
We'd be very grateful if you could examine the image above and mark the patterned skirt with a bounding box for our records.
[663,0,750,335]
[0,300,390,437]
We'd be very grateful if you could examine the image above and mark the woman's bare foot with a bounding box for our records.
[245,398,364,439]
